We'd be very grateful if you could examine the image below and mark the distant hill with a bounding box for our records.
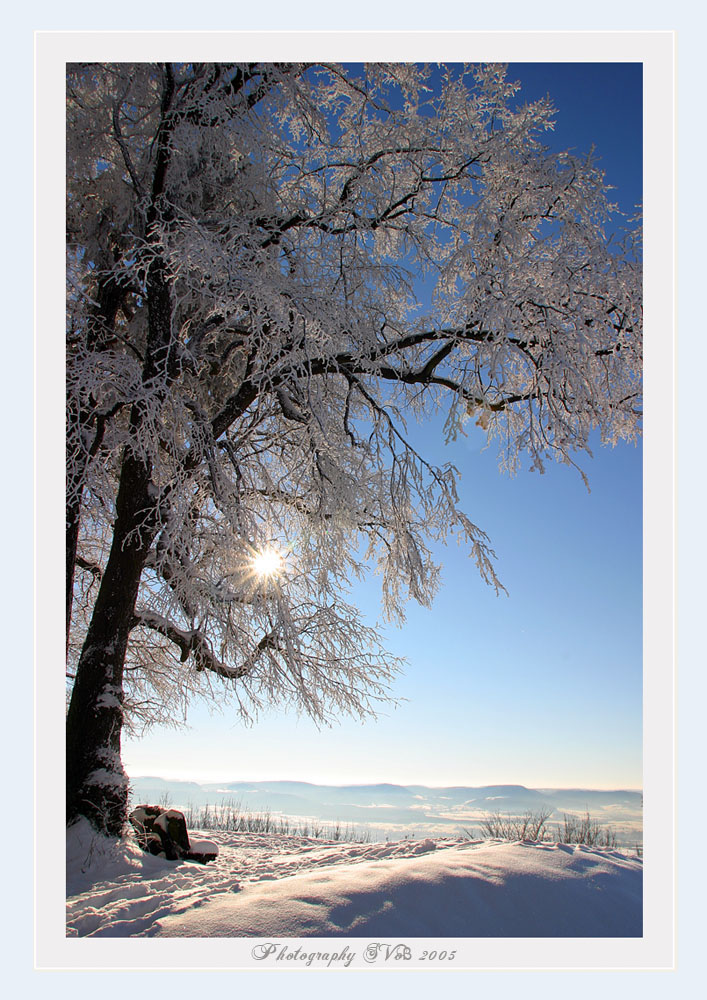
[127,776,643,842]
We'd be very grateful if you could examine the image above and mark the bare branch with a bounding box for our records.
[131,610,251,679]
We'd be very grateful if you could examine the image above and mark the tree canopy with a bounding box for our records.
[66,62,642,833]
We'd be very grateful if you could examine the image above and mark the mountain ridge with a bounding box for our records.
[127,775,643,843]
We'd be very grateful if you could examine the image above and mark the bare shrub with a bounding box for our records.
[557,812,617,848]
[185,800,372,843]
[478,808,553,842]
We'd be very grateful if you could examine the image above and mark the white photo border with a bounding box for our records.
[35,29,676,971]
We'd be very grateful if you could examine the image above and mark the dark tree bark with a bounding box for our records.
[65,452,159,831]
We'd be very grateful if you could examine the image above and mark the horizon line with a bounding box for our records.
[128,773,643,793]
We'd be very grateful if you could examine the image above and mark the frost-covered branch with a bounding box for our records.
[130,610,250,679]
[66,62,641,774]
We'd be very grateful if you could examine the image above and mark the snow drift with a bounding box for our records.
[67,823,642,938]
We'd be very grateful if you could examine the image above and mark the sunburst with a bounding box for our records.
[250,545,285,581]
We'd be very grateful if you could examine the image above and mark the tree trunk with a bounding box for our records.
[66,260,174,833]
[66,65,177,834]
[66,258,175,832]
[66,451,158,834]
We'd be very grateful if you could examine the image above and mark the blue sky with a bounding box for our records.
[123,63,643,791]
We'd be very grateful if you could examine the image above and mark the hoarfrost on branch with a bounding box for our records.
[66,62,641,739]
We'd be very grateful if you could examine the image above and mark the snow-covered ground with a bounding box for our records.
[66,819,642,938]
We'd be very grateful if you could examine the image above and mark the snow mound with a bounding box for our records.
[155,839,642,938]
[67,829,642,938]
[188,838,219,856]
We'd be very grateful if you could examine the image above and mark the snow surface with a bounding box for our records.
[66,820,642,938]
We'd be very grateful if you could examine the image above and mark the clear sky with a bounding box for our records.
[123,63,643,791]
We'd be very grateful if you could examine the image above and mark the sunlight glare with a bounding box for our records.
[251,546,284,580]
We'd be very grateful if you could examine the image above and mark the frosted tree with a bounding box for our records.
[66,63,642,833]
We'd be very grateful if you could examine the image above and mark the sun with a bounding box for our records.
[251,546,285,581]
